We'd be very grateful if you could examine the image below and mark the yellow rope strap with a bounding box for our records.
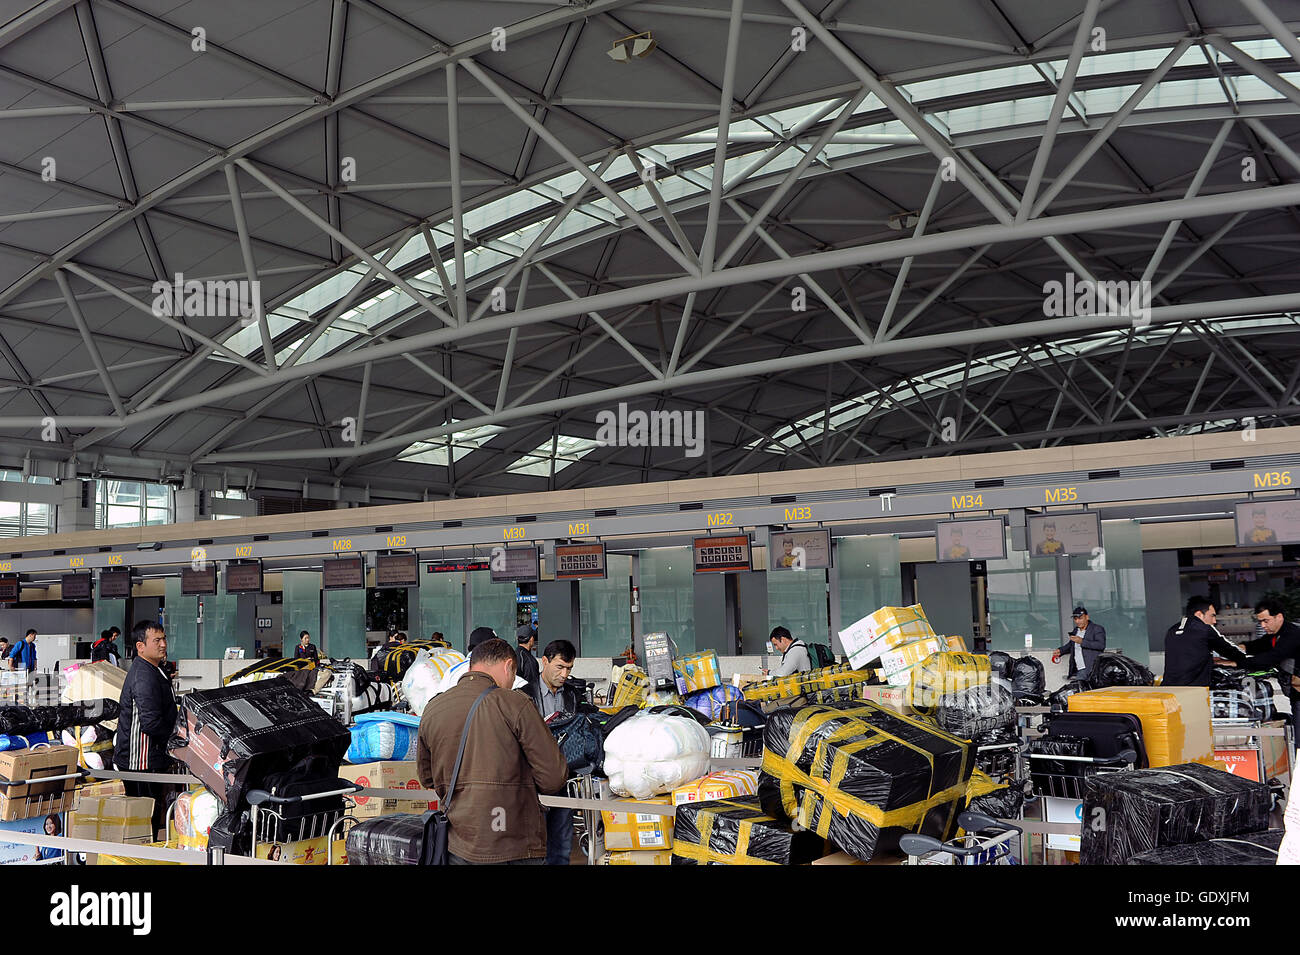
[671,798,780,865]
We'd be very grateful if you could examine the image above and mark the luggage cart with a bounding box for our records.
[900,812,1021,865]
[1028,749,1138,799]
[247,781,363,864]
[566,762,601,865]
[0,760,86,865]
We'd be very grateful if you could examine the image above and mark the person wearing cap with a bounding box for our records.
[1052,606,1106,682]
[467,626,498,654]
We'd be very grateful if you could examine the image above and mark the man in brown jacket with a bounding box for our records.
[417,637,568,864]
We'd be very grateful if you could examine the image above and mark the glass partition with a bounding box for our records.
[639,547,695,654]
[986,531,1061,654]
[200,569,241,659]
[468,570,516,644]
[282,571,322,659]
[1070,520,1150,665]
[768,569,829,646]
[836,536,902,629]
[162,577,198,659]
[419,569,466,650]
[324,587,367,660]
[579,554,633,658]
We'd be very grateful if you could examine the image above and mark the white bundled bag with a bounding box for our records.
[603,712,711,799]
[402,648,466,716]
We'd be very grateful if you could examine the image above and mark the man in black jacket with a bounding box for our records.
[516,629,540,690]
[1163,596,1247,687]
[528,638,579,865]
[1052,606,1106,681]
[1244,598,1300,736]
[114,620,178,838]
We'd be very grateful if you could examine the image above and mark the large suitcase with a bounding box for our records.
[345,812,435,865]
[1040,711,1147,766]
[168,677,352,809]
[1029,711,1146,799]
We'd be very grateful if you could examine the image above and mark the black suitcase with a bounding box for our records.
[345,812,437,865]
[254,773,349,843]
[1042,711,1147,767]
[1030,711,1146,799]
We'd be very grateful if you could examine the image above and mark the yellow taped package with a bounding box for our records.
[1068,686,1214,767]
[671,769,759,806]
[908,651,991,715]
[839,604,937,669]
[860,684,910,715]
[673,651,721,694]
[743,663,865,703]
[95,840,188,866]
[944,635,967,652]
[761,702,973,861]
[602,798,674,850]
[599,849,673,865]
[880,638,943,677]
[610,666,651,708]
[672,795,825,865]
[75,779,127,803]
[68,795,154,844]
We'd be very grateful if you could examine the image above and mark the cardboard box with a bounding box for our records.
[0,746,79,821]
[255,834,347,865]
[880,638,943,678]
[68,795,154,844]
[812,850,905,865]
[860,684,910,715]
[839,605,936,669]
[944,635,968,652]
[599,849,672,865]
[673,651,721,694]
[76,779,127,803]
[62,663,127,731]
[671,770,759,806]
[601,798,674,850]
[339,761,437,819]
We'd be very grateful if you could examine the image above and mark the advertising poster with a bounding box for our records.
[1027,512,1101,557]
[768,529,831,571]
[935,518,1005,562]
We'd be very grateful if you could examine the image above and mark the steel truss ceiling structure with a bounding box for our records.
[1,0,1300,504]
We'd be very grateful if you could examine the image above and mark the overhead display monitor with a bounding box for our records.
[427,559,490,574]
[1235,499,1300,546]
[224,560,264,595]
[0,575,18,603]
[323,555,366,590]
[693,534,752,573]
[181,565,217,595]
[768,529,831,571]
[1027,512,1102,558]
[99,568,131,599]
[375,553,419,588]
[60,573,92,601]
[554,543,607,580]
[489,546,540,584]
[935,518,1006,562]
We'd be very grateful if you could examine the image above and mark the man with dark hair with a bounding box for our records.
[417,637,567,865]
[1052,606,1106,681]
[528,638,579,865]
[516,628,540,689]
[90,629,121,666]
[769,626,811,677]
[1244,598,1300,736]
[1163,596,1247,687]
[0,638,9,660]
[115,621,178,838]
[467,626,498,655]
[6,629,36,672]
[293,630,319,662]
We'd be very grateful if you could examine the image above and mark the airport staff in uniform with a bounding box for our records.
[1163,596,1247,687]
[1243,598,1300,739]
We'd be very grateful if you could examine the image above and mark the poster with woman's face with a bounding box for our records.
[768,530,831,570]
[1027,513,1101,557]
[935,518,1005,561]
[1235,500,1300,546]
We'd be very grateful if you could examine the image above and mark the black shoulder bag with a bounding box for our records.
[426,684,495,865]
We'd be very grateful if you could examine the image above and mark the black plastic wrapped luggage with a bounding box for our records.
[346,813,434,865]
[168,677,352,809]
[1126,829,1282,865]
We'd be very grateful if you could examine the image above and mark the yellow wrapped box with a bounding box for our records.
[743,663,865,703]
[76,779,127,803]
[1067,686,1214,768]
[95,840,188,865]
[671,770,759,806]
[839,605,936,669]
[601,798,674,850]
[610,666,651,708]
[908,651,990,714]
[945,635,968,652]
[599,849,673,865]
[68,795,154,844]
[880,638,943,677]
[673,651,721,694]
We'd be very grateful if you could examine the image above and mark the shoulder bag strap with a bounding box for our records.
[443,685,496,812]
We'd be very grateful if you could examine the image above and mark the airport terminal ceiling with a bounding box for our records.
[1,0,1300,507]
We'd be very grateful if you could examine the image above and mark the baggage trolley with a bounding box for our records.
[900,811,1021,865]
[247,781,364,864]
[566,762,601,865]
[0,759,86,865]
[1028,749,1138,799]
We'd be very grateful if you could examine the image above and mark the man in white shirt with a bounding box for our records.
[770,627,812,677]
[1052,606,1106,682]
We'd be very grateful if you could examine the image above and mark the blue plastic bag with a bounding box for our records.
[683,684,744,721]
[346,712,421,763]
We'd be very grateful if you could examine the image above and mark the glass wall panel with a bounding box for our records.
[468,570,515,645]
[767,569,829,645]
[324,587,366,660]
[282,571,322,659]
[1070,520,1149,665]
[579,554,633,658]
[639,547,695,653]
[201,568,241,658]
[986,530,1060,654]
[163,578,198,659]
[836,536,902,627]
[419,570,465,651]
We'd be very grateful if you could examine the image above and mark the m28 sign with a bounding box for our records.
[553,543,607,580]
[692,535,751,574]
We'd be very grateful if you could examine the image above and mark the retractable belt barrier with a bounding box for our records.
[0,830,280,865]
